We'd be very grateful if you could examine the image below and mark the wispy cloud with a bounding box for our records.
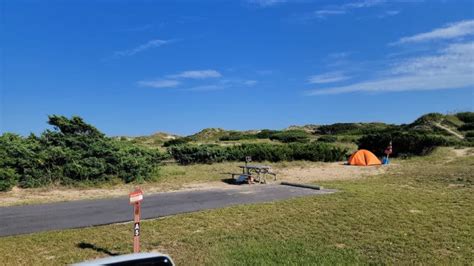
[244,80,258,86]
[385,10,400,16]
[344,0,385,9]
[308,72,351,84]
[328,52,351,59]
[169,70,222,79]
[114,39,171,57]
[307,41,474,95]
[138,70,257,92]
[393,20,474,45]
[314,10,347,18]
[246,0,286,7]
[138,70,222,89]
[137,79,180,88]
[186,85,224,92]
[313,0,385,19]
[184,79,257,92]
[377,10,400,18]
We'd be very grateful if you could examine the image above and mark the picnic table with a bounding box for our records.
[236,164,276,184]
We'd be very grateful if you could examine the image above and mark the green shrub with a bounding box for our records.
[269,130,310,143]
[318,123,397,135]
[163,137,191,147]
[317,135,337,143]
[0,116,164,191]
[167,145,228,164]
[465,131,474,138]
[455,112,474,123]
[459,123,474,131]
[219,132,257,141]
[256,129,280,139]
[0,168,19,191]
[358,131,449,157]
[411,113,445,126]
[466,133,474,143]
[168,143,347,165]
[228,143,295,162]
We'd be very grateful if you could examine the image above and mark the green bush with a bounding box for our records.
[0,116,164,191]
[318,123,397,135]
[167,145,229,165]
[256,129,280,139]
[455,112,474,123]
[317,135,337,143]
[0,168,19,191]
[269,130,310,143]
[168,143,347,165]
[459,123,474,131]
[465,131,474,143]
[163,137,191,147]
[465,131,474,138]
[219,132,257,141]
[411,113,445,126]
[358,131,449,157]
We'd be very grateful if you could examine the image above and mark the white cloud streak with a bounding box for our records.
[344,0,384,9]
[314,0,385,19]
[115,39,170,57]
[308,72,351,84]
[385,10,400,16]
[138,69,223,90]
[138,70,257,91]
[169,70,222,79]
[186,85,224,91]
[314,10,347,18]
[377,10,400,18]
[393,20,474,45]
[307,42,474,95]
[247,0,286,7]
[184,79,258,92]
[244,80,258,86]
[137,79,180,88]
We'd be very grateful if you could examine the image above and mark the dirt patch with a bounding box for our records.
[0,186,131,207]
[445,148,472,163]
[274,162,387,183]
[452,148,471,157]
[0,182,236,207]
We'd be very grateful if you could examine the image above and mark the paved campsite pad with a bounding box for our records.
[0,184,336,237]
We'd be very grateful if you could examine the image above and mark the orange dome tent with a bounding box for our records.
[348,149,382,166]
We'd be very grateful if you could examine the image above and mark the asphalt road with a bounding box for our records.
[0,184,335,237]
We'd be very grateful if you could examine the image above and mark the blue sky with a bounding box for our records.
[2,0,473,136]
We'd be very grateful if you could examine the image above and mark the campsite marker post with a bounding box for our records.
[129,188,143,253]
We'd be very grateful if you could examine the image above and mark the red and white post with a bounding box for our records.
[129,188,143,253]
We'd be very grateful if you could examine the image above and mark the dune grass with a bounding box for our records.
[0,148,472,265]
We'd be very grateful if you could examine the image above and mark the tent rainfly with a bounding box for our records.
[347,149,382,166]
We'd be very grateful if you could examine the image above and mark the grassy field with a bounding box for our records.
[0,148,472,265]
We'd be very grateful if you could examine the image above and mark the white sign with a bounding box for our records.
[129,192,143,204]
